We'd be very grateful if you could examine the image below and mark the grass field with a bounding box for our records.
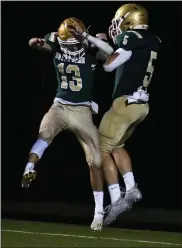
[2,219,182,247]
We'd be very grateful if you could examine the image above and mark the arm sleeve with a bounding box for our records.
[88,38,113,60]
[83,32,113,55]
[103,48,132,72]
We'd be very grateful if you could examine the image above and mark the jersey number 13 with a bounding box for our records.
[58,63,83,92]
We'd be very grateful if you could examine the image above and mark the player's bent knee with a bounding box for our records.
[88,155,102,168]
[89,161,102,168]
[112,146,125,156]
[102,151,111,158]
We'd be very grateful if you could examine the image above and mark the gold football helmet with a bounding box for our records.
[109,4,148,43]
[57,17,87,60]
[58,17,87,45]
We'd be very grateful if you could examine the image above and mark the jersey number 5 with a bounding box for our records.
[143,51,157,88]
[58,63,83,92]
[123,35,129,45]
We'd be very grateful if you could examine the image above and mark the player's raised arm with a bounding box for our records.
[29,32,58,52]
[85,33,114,55]
[67,22,114,56]
[28,37,52,52]
[93,33,112,60]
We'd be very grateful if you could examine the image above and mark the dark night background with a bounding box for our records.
[2,1,182,231]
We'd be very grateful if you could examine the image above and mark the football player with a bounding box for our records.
[69,4,161,226]
[21,17,114,231]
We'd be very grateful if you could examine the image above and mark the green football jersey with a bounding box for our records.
[113,29,161,100]
[44,33,97,103]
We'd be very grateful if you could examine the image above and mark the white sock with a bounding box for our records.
[108,184,121,204]
[123,172,135,191]
[24,162,34,175]
[93,191,104,218]
[30,139,48,159]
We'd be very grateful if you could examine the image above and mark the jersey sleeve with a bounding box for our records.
[44,33,59,53]
[116,31,144,51]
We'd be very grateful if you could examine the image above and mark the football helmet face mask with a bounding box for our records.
[109,4,148,43]
[57,17,87,60]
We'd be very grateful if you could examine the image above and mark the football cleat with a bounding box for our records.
[90,213,104,232]
[122,184,142,210]
[21,169,37,188]
[103,195,125,226]
[103,185,142,226]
